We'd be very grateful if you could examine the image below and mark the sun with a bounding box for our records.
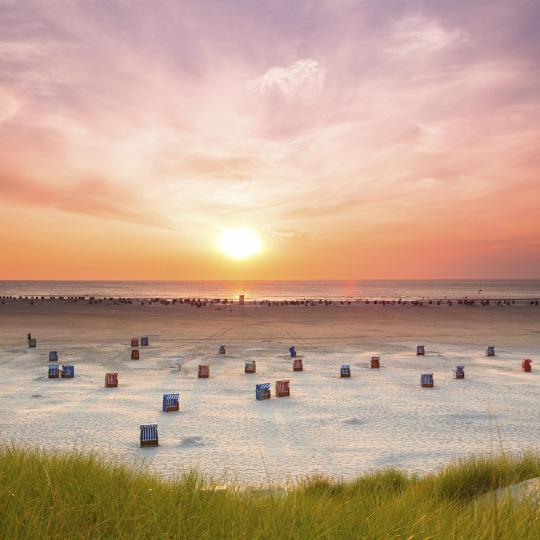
[217,228,262,260]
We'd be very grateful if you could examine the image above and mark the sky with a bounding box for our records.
[0,0,539,280]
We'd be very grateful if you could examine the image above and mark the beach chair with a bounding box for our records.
[293,358,303,371]
[131,349,140,360]
[245,360,256,373]
[61,365,75,378]
[131,338,139,348]
[140,424,158,447]
[454,366,465,379]
[486,346,495,357]
[218,345,226,355]
[49,351,58,362]
[340,364,351,377]
[162,393,180,412]
[170,358,181,371]
[420,373,434,388]
[48,364,60,379]
[256,383,271,400]
[289,346,297,358]
[522,359,532,372]
[198,365,210,378]
[28,338,37,348]
[275,380,290,397]
[141,336,149,347]
[417,345,425,356]
[371,356,380,369]
[105,372,118,387]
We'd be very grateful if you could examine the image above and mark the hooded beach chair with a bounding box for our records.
[340,364,351,377]
[131,349,140,360]
[486,346,495,357]
[105,372,118,387]
[256,383,271,400]
[371,356,380,369]
[245,360,256,373]
[454,366,465,379]
[61,365,74,378]
[140,424,158,447]
[420,373,434,388]
[522,359,532,372]
[218,345,226,355]
[170,358,181,371]
[417,345,425,356]
[198,365,210,378]
[162,393,180,412]
[141,336,149,347]
[289,346,297,358]
[48,364,60,379]
[275,380,290,397]
[28,338,37,348]
[131,338,139,348]
[293,358,303,371]
[49,351,58,362]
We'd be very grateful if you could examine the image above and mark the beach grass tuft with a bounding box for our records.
[1,447,539,539]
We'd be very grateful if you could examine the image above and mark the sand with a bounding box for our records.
[1,300,539,484]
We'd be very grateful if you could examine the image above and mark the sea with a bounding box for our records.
[0,280,539,301]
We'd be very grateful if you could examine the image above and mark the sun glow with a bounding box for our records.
[217,228,262,260]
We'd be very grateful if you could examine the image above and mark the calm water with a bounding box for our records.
[0,280,539,301]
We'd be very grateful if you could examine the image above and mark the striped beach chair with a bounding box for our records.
[105,372,118,387]
[293,358,303,371]
[131,338,139,348]
[198,365,210,378]
[486,346,495,357]
[49,351,58,362]
[48,364,60,378]
[245,360,256,373]
[340,364,351,377]
[140,424,158,447]
[141,336,149,347]
[522,359,532,372]
[420,373,434,388]
[454,366,465,379]
[218,345,226,355]
[61,365,74,378]
[28,338,37,348]
[371,356,380,369]
[131,349,140,360]
[162,393,180,412]
[256,383,271,400]
[275,380,290,397]
[417,345,425,356]
[289,346,297,358]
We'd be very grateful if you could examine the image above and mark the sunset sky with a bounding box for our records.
[0,0,539,280]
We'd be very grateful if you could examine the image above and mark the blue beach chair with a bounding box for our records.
[417,345,425,356]
[454,366,465,379]
[48,364,60,378]
[49,351,58,362]
[218,344,226,355]
[141,336,149,347]
[140,424,158,447]
[162,393,180,412]
[340,364,351,377]
[289,346,297,358]
[61,365,75,378]
[421,373,434,387]
[256,383,271,400]
[486,346,495,357]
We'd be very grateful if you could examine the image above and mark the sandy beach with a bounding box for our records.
[1,301,539,483]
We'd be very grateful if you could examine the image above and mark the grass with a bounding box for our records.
[1,447,539,539]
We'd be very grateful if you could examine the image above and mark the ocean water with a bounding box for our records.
[0,280,539,301]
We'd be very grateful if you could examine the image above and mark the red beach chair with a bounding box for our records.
[371,356,380,368]
[198,365,210,378]
[522,359,532,372]
[293,358,303,371]
[105,372,118,388]
[131,338,139,348]
[275,380,290,397]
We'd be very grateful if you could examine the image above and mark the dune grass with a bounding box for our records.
[1,447,539,539]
